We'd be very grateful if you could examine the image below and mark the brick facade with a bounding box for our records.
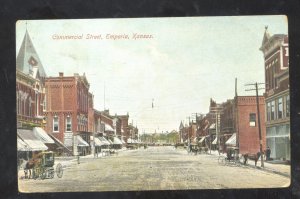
[44,72,91,149]
[260,28,290,161]
[236,96,266,154]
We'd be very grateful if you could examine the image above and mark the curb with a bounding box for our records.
[207,151,290,178]
[246,163,290,178]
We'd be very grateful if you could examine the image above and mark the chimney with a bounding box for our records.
[59,72,64,77]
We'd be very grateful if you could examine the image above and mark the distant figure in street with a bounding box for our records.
[266,146,271,161]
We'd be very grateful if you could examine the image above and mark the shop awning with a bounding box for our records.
[17,129,48,151]
[76,135,89,147]
[94,137,103,146]
[199,136,206,143]
[17,136,29,151]
[225,133,236,146]
[104,124,114,132]
[108,139,113,145]
[33,127,55,144]
[99,137,111,145]
[113,137,123,145]
[212,137,218,145]
[209,123,216,129]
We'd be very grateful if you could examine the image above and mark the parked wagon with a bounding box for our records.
[24,151,63,180]
[218,147,244,166]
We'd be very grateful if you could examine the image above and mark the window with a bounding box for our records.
[29,97,32,117]
[278,98,283,119]
[267,102,271,121]
[35,93,39,116]
[271,101,275,120]
[249,113,256,127]
[16,92,19,115]
[66,116,72,132]
[53,116,59,132]
[286,95,290,116]
[43,97,46,111]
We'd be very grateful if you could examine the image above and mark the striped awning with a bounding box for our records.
[17,129,48,151]
[17,137,29,151]
[33,127,55,144]
[104,124,114,132]
[199,136,206,143]
[98,137,111,145]
[77,135,89,147]
[225,133,236,146]
[113,137,123,145]
[212,137,218,145]
[94,137,103,146]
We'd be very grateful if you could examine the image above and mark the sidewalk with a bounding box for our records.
[209,150,290,178]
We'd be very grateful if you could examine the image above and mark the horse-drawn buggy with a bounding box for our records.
[24,151,63,180]
[218,147,262,167]
[218,147,244,165]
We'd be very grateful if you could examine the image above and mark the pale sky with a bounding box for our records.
[16,16,288,134]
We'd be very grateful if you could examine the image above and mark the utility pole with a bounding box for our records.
[245,82,265,168]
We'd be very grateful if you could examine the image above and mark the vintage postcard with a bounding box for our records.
[16,16,290,192]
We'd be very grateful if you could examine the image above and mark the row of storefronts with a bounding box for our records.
[179,27,290,162]
[16,29,140,158]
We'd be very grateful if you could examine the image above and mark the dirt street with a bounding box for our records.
[18,146,290,192]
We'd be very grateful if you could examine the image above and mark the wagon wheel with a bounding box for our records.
[33,168,38,180]
[40,169,46,180]
[56,163,63,178]
[49,168,55,179]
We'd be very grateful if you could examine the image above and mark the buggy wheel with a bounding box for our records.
[49,169,54,179]
[40,170,46,180]
[33,169,38,179]
[56,163,63,178]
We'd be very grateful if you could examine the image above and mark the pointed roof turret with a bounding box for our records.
[261,26,271,47]
[179,121,184,129]
[16,30,47,79]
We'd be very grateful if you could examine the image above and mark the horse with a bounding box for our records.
[242,152,262,166]
[24,160,35,179]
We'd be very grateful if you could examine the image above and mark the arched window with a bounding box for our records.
[28,97,32,117]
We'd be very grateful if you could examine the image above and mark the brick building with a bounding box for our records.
[234,96,266,154]
[16,30,46,129]
[260,27,290,161]
[44,72,91,155]
[207,96,266,155]
[116,114,129,142]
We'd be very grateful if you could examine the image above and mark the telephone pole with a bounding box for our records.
[245,82,265,168]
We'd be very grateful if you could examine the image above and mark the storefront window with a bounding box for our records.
[266,127,276,136]
[53,116,59,132]
[278,97,283,119]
